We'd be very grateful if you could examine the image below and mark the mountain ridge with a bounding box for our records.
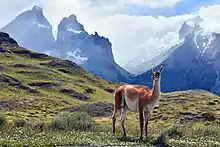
[1,5,132,83]
[133,18,220,95]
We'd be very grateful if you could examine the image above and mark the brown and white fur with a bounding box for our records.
[112,65,163,141]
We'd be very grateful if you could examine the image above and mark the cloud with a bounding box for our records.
[199,4,220,33]
[92,14,194,65]
[0,1,37,27]
[0,0,220,71]
[119,0,183,8]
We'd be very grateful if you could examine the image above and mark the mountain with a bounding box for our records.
[1,6,55,53]
[55,14,132,82]
[56,14,89,63]
[123,44,180,75]
[124,16,204,75]
[1,6,132,83]
[133,17,220,95]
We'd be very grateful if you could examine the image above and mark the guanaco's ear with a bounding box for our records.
[152,67,156,73]
[159,65,163,72]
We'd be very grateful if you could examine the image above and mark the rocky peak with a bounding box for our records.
[179,21,194,40]
[94,31,99,36]
[0,32,18,46]
[68,14,77,22]
[1,5,55,53]
[58,14,85,32]
[179,16,203,40]
[89,32,112,48]
[32,5,43,14]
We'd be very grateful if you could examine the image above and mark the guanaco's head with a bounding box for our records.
[151,65,163,81]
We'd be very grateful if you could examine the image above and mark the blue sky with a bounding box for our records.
[121,0,218,16]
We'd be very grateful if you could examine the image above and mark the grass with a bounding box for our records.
[0,45,116,121]
[0,112,220,147]
[0,44,220,146]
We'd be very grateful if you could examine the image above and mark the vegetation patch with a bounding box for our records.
[0,74,38,94]
[0,99,34,111]
[28,82,58,88]
[0,114,6,129]
[42,59,81,70]
[62,102,114,117]
[0,65,4,71]
[84,87,96,94]
[104,88,115,93]
[49,112,95,131]
[12,63,39,69]
[60,89,90,101]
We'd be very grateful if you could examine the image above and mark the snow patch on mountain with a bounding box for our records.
[194,31,200,49]
[66,49,88,64]
[44,51,51,55]
[66,26,83,34]
[33,21,50,29]
[202,33,214,54]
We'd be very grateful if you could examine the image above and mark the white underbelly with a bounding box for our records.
[124,93,139,112]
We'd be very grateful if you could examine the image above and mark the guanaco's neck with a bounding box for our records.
[151,79,161,99]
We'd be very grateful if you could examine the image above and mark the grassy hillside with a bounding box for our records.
[0,44,118,122]
[0,43,220,146]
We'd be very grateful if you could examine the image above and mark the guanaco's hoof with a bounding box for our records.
[139,137,143,142]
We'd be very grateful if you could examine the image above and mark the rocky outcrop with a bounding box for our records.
[60,89,90,101]
[0,32,18,46]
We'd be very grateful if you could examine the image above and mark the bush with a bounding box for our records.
[49,112,95,131]
[201,112,217,121]
[0,114,6,129]
[14,119,27,128]
[24,121,46,131]
[167,126,183,138]
[153,133,170,147]
[198,125,220,138]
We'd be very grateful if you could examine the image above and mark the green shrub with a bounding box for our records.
[0,114,6,129]
[26,121,46,131]
[153,133,170,147]
[49,112,95,131]
[198,125,220,138]
[14,119,27,128]
[166,126,183,138]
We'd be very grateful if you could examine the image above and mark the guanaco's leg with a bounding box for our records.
[121,107,127,137]
[112,108,120,134]
[112,87,123,134]
[139,109,144,141]
[144,111,150,138]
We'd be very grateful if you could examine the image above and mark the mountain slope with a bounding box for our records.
[133,17,220,95]
[0,32,117,121]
